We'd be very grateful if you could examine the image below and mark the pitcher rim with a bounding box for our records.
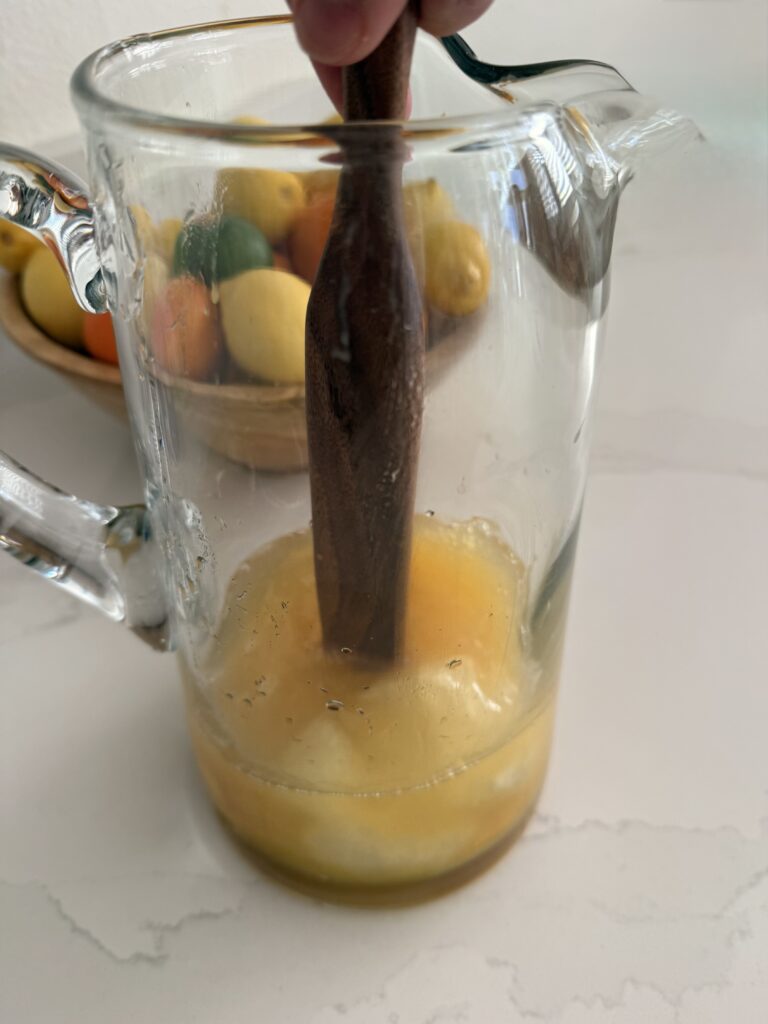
[70,14,555,145]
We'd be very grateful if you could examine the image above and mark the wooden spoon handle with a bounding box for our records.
[305,3,424,663]
[343,2,418,121]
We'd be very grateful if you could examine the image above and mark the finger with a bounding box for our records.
[418,0,494,38]
[312,61,344,110]
[289,0,406,67]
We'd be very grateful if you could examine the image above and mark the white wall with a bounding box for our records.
[1,0,765,154]
[0,0,256,148]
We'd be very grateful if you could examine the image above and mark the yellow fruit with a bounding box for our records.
[139,253,170,337]
[230,116,314,146]
[129,205,181,263]
[403,178,454,239]
[0,221,42,273]
[154,218,183,264]
[21,247,84,347]
[130,205,155,251]
[301,169,340,203]
[217,168,305,244]
[403,179,454,285]
[424,221,491,316]
[220,268,309,383]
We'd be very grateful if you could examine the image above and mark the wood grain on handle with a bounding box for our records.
[343,2,417,121]
[305,2,424,662]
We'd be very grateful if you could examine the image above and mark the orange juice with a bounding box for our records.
[183,517,560,900]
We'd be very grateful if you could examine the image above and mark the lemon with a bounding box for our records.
[403,178,454,239]
[129,205,182,264]
[139,253,169,338]
[424,221,491,316]
[403,179,454,285]
[21,247,84,347]
[0,221,42,273]
[217,168,305,245]
[129,205,155,252]
[154,218,183,264]
[301,169,340,203]
[220,268,309,383]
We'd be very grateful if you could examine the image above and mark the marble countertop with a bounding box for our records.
[2,5,767,1022]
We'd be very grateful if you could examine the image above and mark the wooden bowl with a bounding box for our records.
[0,273,125,420]
[0,272,308,468]
[151,307,476,473]
[2,272,476,473]
[155,368,309,471]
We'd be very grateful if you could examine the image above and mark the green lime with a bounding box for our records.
[173,219,216,283]
[216,216,273,281]
[172,215,272,285]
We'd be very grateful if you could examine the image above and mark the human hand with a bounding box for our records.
[286,0,494,110]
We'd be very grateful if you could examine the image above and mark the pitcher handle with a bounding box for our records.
[0,452,169,650]
[0,142,108,312]
[1,144,168,649]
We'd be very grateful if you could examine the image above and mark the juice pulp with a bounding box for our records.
[183,517,558,899]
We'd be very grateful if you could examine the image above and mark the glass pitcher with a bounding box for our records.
[0,16,696,902]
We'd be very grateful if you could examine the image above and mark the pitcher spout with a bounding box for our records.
[567,90,701,188]
[442,32,700,186]
[440,34,699,299]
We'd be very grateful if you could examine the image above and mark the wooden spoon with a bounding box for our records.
[305,2,424,663]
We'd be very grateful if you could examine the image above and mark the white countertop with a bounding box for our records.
[2,4,767,1022]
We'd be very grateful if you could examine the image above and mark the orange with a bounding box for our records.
[288,194,335,284]
[301,169,339,203]
[272,251,292,273]
[151,277,222,380]
[83,312,119,365]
